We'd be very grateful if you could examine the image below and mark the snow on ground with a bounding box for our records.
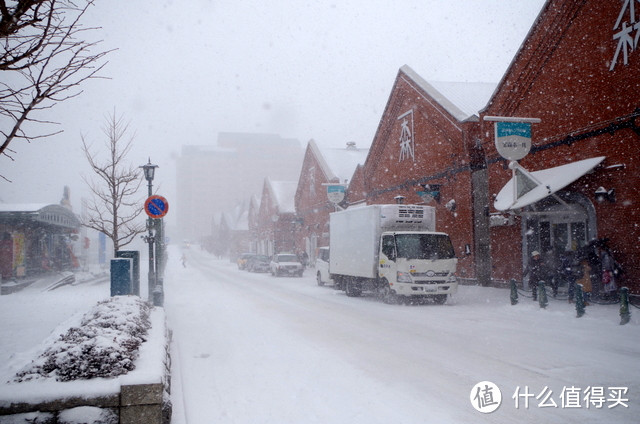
[165,246,640,424]
[0,245,638,424]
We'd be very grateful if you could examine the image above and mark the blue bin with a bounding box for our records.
[110,258,132,296]
[116,251,140,296]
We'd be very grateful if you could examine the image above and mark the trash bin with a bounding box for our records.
[116,250,140,296]
[110,258,132,296]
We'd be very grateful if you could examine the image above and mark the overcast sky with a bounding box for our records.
[1,0,546,221]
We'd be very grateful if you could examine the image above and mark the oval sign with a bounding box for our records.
[327,185,345,204]
[144,195,169,218]
[494,121,532,161]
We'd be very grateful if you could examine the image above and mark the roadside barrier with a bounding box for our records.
[575,284,585,318]
[537,280,548,309]
[620,287,630,325]
[510,279,635,325]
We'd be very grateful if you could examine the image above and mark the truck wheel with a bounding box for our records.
[345,279,361,297]
[317,272,324,286]
[381,281,398,304]
[432,294,447,305]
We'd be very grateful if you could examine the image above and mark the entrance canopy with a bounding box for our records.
[494,156,605,211]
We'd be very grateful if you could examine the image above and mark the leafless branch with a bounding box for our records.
[81,110,145,254]
[1,0,111,166]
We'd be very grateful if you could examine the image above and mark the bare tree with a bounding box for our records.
[1,0,110,177]
[82,111,145,254]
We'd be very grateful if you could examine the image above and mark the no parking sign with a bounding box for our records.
[144,195,169,218]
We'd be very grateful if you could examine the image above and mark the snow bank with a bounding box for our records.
[0,297,168,408]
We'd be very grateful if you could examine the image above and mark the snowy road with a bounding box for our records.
[164,247,638,424]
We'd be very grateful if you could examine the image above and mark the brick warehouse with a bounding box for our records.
[481,0,640,293]
[348,0,638,292]
[357,65,496,281]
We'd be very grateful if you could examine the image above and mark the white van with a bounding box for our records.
[315,246,333,286]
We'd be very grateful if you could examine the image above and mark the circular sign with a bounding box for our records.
[144,195,169,218]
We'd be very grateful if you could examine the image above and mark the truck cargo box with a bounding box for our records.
[329,204,435,279]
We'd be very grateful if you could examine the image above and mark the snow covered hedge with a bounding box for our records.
[12,296,151,383]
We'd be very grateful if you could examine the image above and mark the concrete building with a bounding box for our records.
[176,133,303,243]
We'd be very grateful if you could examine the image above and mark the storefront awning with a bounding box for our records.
[494,156,605,211]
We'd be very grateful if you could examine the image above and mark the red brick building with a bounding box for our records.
[481,0,640,293]
[256,178,299,256]
[359,65,496,280]
[294,140,368,263]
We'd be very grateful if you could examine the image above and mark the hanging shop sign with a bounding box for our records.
[485,116,541,161]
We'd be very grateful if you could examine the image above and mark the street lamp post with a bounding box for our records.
[140,158,159,304]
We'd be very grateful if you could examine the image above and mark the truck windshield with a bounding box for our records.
[394,234,455,260]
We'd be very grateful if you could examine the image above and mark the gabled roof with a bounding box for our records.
[250,194,260,208]
[400,65,497,122]
[234,209,249,231]
[308,139,369,184]
[320,143,369,184]
[266,179,297,214]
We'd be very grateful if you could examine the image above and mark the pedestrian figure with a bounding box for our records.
[298,250,309,269]
[181,254,187,268]
[560,251,579,303]
[523,250,545,301]
[585,239,603,299]
[576,259,592,305]
[599,245,618,299]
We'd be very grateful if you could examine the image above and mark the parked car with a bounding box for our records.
[246,254,270,273]
[315,246,333,286]
[270,253,304,277]
[237,252,256,270]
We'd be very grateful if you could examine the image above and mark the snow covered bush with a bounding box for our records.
[12,296,151,382]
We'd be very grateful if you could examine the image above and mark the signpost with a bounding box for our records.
[143,195,169,306]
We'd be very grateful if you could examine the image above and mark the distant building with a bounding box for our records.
[256,178,298,256]
[0,203,81,281]
[176,133,303,243]
[294,140,369,262]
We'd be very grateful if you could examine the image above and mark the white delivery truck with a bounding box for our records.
[329,204,458,304]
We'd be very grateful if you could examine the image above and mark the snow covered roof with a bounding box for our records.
[268,180,297,213]
[235,210,249,231]
[317,142,369,184]
[0,203,80,228]
[0,203,50,212]
[400,65,497,122]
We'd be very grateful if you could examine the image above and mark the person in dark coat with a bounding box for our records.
[523,250,545,301]
[560,251,579,303]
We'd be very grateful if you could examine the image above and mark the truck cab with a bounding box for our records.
[379,231,458,303]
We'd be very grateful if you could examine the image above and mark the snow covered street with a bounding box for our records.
[0,245,637,423]
[164,246,639,424]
